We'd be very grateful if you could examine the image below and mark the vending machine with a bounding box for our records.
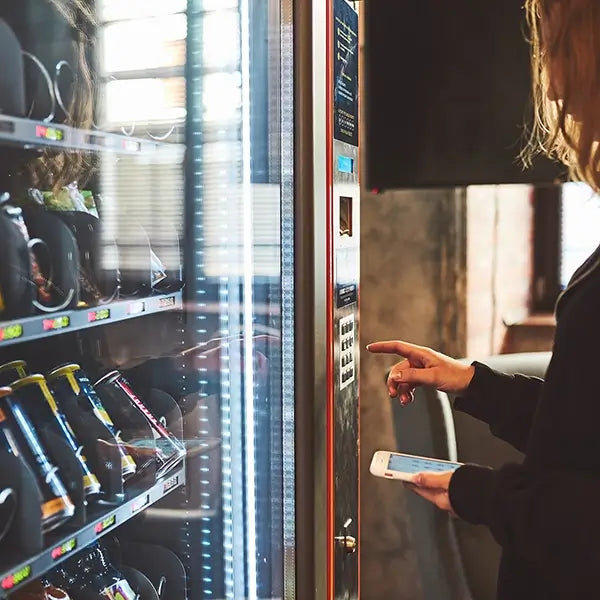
[0,0,360,599]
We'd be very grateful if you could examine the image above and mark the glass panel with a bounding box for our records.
[101,15,187,73]
[0,1,292,600]
[187,1,288,596]
[98,0,188,22]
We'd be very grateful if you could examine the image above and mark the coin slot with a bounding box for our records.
[340,196,353,237]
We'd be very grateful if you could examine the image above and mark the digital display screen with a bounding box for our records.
[35,125,64,142]
[88,308,111,323]
[95,514,116,534]
[0,324,23,342]
[337,155,354,174]
[43,316,70,332]
[1,565,31,590]
[51,538,77,560]
[387,454,461,474]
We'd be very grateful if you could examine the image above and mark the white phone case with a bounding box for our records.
[370,450,462,482]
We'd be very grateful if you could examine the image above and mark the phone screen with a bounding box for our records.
[387,454,461,474]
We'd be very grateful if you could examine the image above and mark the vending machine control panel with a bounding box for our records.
[330,1,360,598]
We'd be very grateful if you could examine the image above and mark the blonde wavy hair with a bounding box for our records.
[24,0,96,192]
[525,0,600,192]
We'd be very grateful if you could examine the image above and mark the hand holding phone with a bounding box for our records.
[369,450,461,483]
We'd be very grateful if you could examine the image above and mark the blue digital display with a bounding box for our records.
[338,155,354,174]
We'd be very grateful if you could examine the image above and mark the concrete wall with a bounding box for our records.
[359,187,467,600]
[359,183,537,599]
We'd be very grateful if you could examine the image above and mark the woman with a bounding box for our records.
[368,1,600,598]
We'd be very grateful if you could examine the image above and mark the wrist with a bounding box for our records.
[455,364,475,394]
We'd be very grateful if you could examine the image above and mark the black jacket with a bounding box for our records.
[449,246,600,599]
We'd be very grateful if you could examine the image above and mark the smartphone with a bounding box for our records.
[369,450,462,483]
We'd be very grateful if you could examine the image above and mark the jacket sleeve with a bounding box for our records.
[448,463,600,587]
[453,361,544,453]
[449,301,600,589]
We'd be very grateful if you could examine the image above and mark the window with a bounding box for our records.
[533,183,600,311]
[560,183,600,287]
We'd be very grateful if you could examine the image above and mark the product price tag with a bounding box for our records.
[51,538,77,560]
[122,139,141,152]
[43,316,70,332]
[36,125,64,142]
[128,301,145,315]
[1,565,31,590]
[0,119,15,134]
[0,323,23,342]
[131,494,150,514]
[158,296,176,309]
[94,514,116,534]
[163,473,180,493]
[88,308,111,323]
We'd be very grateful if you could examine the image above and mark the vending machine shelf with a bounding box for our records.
[0,464,185,596]
[0,291,183,347]
[0,115,182,155]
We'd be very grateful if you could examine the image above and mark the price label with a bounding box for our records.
[122,139,141,152]
[51,538,77,560]
[94,514,116,535]
[128,301,145,315]
[86,134,106,146]
[35,125,64,142]
[131,494,150,514]
[0,120,15,134]
[1,565,31,590]
[163,473,180,494]
[158,296,176,309]
[43,316,70,332]
[88,308,111,323]
[0,323,23,342]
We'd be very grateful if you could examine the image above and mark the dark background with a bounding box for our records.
[364,0,565,190]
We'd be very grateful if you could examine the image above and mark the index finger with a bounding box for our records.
[366,340,426,359]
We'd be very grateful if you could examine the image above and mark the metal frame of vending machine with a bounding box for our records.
[0,1,359,598]
[296,1,360,598]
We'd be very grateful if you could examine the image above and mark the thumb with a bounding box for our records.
[390,366,437,387]
[413,471,452,490]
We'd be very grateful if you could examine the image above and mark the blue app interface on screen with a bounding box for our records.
[387,454,461,474]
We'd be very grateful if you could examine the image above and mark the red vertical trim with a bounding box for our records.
[325,0,335,597]
[357,276,361,600]
[357,27,362,595]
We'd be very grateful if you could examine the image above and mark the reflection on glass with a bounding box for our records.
[102,15,187,74]
[0,0,289,598]
[98,0,188,22]
[202,11,241,70]
[104,78,186,125]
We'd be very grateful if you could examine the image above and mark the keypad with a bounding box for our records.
[339,314,355,390]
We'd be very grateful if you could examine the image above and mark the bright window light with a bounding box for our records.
[105,78,186,124]
[98,0,187,22]
[203,73,242,122]
[202,11,241,70]
[561,182,600,286]
[102,15,187,73]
